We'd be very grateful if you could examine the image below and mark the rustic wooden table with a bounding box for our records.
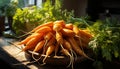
[0,36,94,69]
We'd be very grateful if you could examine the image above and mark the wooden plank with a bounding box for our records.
[0,37,94,69]
[0,37,39,69]
[0,38,44,69]
[0,44,69,69]
[0,37,70,69]
[0,47,29,69]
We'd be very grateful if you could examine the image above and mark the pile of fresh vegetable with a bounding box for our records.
[17,20,94,69]
[11,0,120,69]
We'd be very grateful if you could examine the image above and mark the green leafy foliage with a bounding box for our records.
[88,18,120,69]
[0,0,9,16]
[12,0,75,36]
[12,0,89,36]
[89,18,120,62]
[5,0,18,17]
[12,6,40,35]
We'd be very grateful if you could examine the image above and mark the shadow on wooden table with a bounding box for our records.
[0,47,29,69]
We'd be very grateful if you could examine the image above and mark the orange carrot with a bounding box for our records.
[66,37,78,50]
[33,40,45,52]
[45,45,55,56]
[79,29,93,39]
[46,37,56,46]
[53,23,63,32]
[35,26,52,33]
[53,20,65,31]
[60,45,74,69]
[61,48,71,57]
[44,32,53,42]
[42,45,55,63]
[17,21,53,38]
[22,38,38,51]
[74,36,88,49]
[42,32,54,54]
[43,32,53,47]
[61,28,75,37]
[63,39,72,51]
[73,25,91,44]
[43,37,56,54]
[73,25,80,36]
[53,20,65,27]
[18,33,44,45]
[65,23,73,30]
[72,25,91,49]
[31,21,53,32]
[75,34,91,45]
[66,37,94,61]
[54,43,60,56]
[55,31,63,45]
[22,33,44,51]
[63,39,77,61]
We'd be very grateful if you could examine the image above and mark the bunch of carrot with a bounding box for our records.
[17,20,94,68]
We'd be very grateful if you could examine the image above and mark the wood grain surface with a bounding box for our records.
[0,37,94,69]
